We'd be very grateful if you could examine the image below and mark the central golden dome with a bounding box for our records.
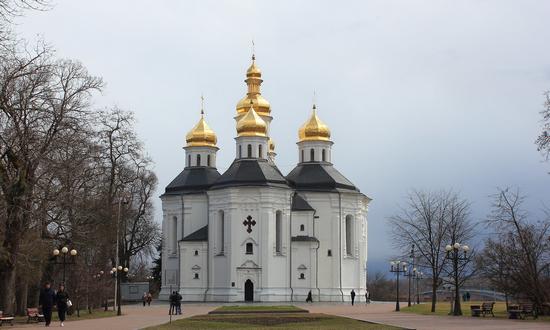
[236,55,271,116]
[185,111,217,147]
[298,105,331,142]
[236,104,267,137]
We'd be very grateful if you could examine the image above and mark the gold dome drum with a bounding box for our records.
[185,113,217,147]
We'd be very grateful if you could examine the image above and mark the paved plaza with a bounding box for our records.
[8,302,550,330]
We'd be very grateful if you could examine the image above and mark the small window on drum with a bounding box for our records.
[322,149,326,162]
[188,155,191,166]
[310,148,315,161]
[194,250,198,256]
[196,154,201,166]
[259,144,263,159]
[247,144,252,158]
[207,154,211,167]
[300,224,305,231]
[239,145,242,158]
[246,242,253,255]
[194,273,199,279]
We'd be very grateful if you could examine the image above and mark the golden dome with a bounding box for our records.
[268,138,275,152]
[236,55,271,116]
[298,105,331,142]
[236,104,267,137]
[185,111,217,147]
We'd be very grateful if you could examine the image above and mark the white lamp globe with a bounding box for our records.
[123,267,129,272]
[110,270,114,274]
[53,249,60,256]
[445,245,452,251]
[462,245,470,252]
[117,266,122,271]
[390,261,395,266]
[453,242,461,249]
[70,249,77,256]
[100,271,104,275]
[61,246,69,254]
[112,267,117,273]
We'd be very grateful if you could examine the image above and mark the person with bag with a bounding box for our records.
[55,284,70,327]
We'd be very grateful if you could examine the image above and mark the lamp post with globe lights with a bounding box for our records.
[111,265,129,316]
[445,242,470,316]
[413,268,424,304]
[52,246,77,283]
[390,260,408,311]
[402,244,416,307]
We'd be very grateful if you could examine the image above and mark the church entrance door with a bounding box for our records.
[244,279,254,302]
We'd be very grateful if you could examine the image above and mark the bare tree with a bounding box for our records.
[536,91,550,166]
[390,191,473,312]
[0,43,103,313]
[484,188,550,314]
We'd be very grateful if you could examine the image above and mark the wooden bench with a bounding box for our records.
[481,302,495,317]
[520,303,537,319]
[26,308,44,323]
[470,305,481,317]
[507,304,521,319]
[0,311,15,326]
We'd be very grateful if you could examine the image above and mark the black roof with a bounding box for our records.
[291,193,315,211]
[164,167,221,195]
[285,162,359,192]
[211,158,289,189]
[181,225,208,242]
[291,236,319,242]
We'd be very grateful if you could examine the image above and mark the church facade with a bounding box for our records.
[159,56,371,302]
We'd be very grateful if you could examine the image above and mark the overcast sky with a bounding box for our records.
[15,0,550,274]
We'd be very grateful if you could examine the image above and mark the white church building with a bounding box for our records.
[159,55,371,302]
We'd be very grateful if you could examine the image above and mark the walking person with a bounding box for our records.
[365,290,370,304]
[350,289,356,306]
[147,292,152,306]
[55,284,70,327]
[169,291,176,315]
[306,290,313,303]
[142,293,147,307]
[39,282,55,327]
[176,291,182,315]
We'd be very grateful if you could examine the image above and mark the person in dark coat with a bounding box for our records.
[175,291,182,315]
[168,291,176,315]
[39,282,56,327]
[350,289,356,306]
[306,290,313,303]
[55,284,69,327]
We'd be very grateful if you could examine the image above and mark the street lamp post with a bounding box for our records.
[413,269,424,304]
[111,266,129,316]
[445,242,470,316]
[52,246,78,283]
[93,271,107,311]
[403,245,416,307]
[390,260,408,312]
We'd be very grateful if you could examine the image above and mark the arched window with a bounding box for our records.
[207,154,211,167]
[310,148,315,162]
[322,149,326,162]
[194,250,199,256]
[194,273,199,279]
[301,150,304,163]
[246,242,253,254]
[275,210,282,254]
[188,155,191,167]
[218,210,225,254]
[258,144,263,159]
[327,249,332,257]
[239,145,242,158]
[247,144,252,158]
[171,216,177,254]
[345,215,353,256]
[300,224,305,231]
[299,273,305,279]
[196,154,201,166]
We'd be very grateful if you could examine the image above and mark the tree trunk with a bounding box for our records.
[0,266,18,314]
[16,279,28,316]
[431,278,438,312]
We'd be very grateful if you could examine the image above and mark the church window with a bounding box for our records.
[322,149,326,162]
[327,249,332,257]
[246,242,253,254]
[171,216,177,253]
[194,273,199,279]
[247,144,252,158]
[310,148,315,161]
[196,154,201,166]
[299,273,305,280]
[194,250,198,256]
[218,210,225,254]
[188,155,191,166]
[300,224,305,232]
[258,144,263,159]
[239,145,242,158]
[301,150,304,162]
[207,154,211,167]
[345,215,353,256]
[275,211,282,254]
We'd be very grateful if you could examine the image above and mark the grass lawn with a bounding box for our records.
[11,308,117,324]
[402,301,550,322]
[145,313,400,329]
[213,305,306,313]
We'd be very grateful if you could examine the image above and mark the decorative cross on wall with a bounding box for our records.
[243,215,256,234]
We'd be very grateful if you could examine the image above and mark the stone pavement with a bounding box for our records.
[9,302,550,330]
[298,302,550,330]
